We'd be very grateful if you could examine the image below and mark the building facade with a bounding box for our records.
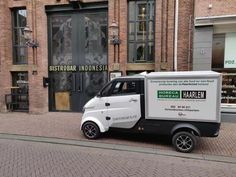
[0,0,195,113]
[193,0,236,118]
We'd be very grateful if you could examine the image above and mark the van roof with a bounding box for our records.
[147,71,221,78]
[119,71,221,79]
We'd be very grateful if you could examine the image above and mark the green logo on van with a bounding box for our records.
[157,90,180,99]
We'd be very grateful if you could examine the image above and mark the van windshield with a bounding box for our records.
[99,82,112,97]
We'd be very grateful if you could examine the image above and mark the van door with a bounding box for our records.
[106,80,141,129]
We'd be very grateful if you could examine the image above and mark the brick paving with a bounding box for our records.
[0,112,235,157]
[0,139,235,177]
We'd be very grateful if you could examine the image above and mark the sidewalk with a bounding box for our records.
[0,112,235,158]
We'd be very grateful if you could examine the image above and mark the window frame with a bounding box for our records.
[212,33,225,70]
[100,79,141,97]
[128,0,155,63]
[12,8,28,65]
[110,81,137,95]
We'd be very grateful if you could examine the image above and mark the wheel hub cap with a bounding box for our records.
[176,135,193,151]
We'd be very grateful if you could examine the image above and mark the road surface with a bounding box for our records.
[0,139,235,177]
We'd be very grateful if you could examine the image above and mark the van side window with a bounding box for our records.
[111,81,137,95]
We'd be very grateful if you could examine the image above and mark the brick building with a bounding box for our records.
[3,0,236,118]
[0,0,196,113]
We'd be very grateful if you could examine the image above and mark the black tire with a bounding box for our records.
[82,122,100,139]
[172,131,196,153]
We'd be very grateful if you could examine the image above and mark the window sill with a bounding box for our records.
[10,65,29,72]
[126,63,155,71]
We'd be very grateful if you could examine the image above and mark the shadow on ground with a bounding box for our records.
[102,130,172,146]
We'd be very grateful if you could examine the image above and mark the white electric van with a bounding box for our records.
[81,71,222,153]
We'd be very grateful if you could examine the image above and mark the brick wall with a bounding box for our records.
[156,0,175,71]
[177,0,194,71]
[0,1,13,111]
[155,0,194,71]
[195,0,236,17]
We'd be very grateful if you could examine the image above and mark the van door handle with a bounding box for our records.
[129,98,137,102]
[78,73,83,92]
[72,74,76,92]
[105,103,110,106]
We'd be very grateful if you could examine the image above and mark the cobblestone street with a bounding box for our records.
[0,113,235,157]
[0,139,235,177]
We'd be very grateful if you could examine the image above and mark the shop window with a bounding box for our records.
[212,34,225,69]
[128,0,155,63]
[12,72,28,94]
[12,9,27,64]
[212,33,236,69]
[212,33,236,105]
[8,72,29,111]
[222,73,236,104]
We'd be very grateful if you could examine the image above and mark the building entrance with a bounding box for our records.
[48,11,108,112]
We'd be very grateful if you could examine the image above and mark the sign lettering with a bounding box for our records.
[157,90,206,100]
[78,65,108,72]
[49,65,108,72]
[49,65,77,72]
[182,90,206,99]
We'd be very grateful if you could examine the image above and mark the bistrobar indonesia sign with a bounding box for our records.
[49,65,108,72]
[49,65,77,72]
[78,65,108,72]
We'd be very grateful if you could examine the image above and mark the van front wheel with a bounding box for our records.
[82,122,100,139]
[172,131,196,153]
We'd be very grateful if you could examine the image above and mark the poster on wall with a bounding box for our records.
[224,33,236,68]
[110,71,122,81]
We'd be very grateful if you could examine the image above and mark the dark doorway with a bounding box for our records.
[48,10,108,112]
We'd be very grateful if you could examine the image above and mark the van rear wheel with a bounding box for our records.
[82,122,100,139]
[172,131,196,153]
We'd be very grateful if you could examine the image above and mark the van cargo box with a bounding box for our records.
[145,71,221,123]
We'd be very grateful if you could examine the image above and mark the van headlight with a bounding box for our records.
[82,106,95,112]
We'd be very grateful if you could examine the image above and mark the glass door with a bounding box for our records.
[49,15,73,111]
[70,12,108,111]
[48,11,108,112]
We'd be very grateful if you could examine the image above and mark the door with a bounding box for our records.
[48,11,108,112]
[49,15,74,111]
[106,80,141,129]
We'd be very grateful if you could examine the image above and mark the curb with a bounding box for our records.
[0,133,235,164]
